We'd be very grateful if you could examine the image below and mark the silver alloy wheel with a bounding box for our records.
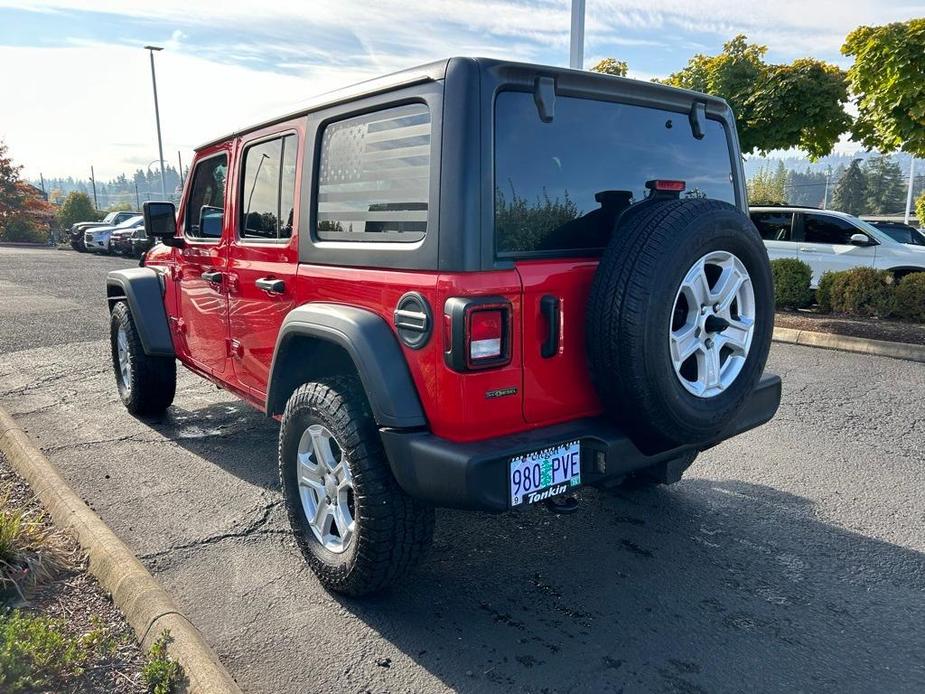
[116,324,132,395]
[296,424,355,553]
[669,250,756,398]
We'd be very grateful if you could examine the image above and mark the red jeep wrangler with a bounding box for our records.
[106,58,780,595]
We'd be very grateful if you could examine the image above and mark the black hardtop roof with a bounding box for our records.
[195,56,731,151]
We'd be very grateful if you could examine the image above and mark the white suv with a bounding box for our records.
[750,206,925,287]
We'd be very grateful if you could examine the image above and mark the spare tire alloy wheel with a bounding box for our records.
[670,250,755,398]
[297,424,355,553]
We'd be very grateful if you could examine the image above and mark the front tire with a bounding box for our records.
[109,302,176,416]
[279,377,434,596]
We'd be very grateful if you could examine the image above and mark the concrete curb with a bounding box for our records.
[773,326,925,363]
[0,406,242,694]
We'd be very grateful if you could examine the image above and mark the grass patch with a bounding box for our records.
[0,493,73,600]
[142,630,182,694]
[0,609,116,692]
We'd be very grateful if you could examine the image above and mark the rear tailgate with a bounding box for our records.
[516,259,602,424]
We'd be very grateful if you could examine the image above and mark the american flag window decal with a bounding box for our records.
[317,103,431,240]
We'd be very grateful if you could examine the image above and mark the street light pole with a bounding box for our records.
[569,0,585,70]
[144,45,168,199]
[904,154,916,225]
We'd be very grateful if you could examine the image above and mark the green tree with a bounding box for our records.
[831,159,867,215]
[863,155,906,214]
[0,141,22,227]
[56,191,99,229]
[661,35,851,159]
[842,19,925,156]
[590,58,628,77]
[748,161,788,205]
[788,167,827,207]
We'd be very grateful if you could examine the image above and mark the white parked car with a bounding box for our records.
[750,206,925,287]
[84,215,143,254]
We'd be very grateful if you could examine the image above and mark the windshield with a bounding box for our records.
[876,224,925,246]
[494,91,736,256]
[115,215,143,229]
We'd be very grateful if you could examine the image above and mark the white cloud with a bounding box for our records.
[0,42,376,179]
[2,0,924,179]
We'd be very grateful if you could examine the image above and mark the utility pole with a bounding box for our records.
[39,173,45,196]
[90,165,98,210]
[822,166,832,210]
[905,154,916,225]
[134,181,141,210]
[569,0,585,70]
[145,45,168,199]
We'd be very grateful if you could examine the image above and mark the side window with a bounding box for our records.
[185,155,228,240]
[802,214,857,245]
[239,134,298,241]
[316,103,431,242]
[751,212,794,241]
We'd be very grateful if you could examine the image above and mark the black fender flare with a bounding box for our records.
[266,303,427,429]
[105,268,175,357]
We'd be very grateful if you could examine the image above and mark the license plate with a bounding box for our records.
[509,440,581,507]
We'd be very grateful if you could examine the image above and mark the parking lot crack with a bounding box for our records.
[137,499,287,561]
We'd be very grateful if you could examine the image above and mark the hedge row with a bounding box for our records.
[770,258,925,322]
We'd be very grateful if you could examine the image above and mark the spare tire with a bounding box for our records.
[586,198,773,450]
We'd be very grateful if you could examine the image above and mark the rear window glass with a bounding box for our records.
[316,103,431,242]
[494,91,736,255]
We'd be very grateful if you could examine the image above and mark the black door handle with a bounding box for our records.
[255,277,285,294]
[540,295,560,358]
[201,270,223,283]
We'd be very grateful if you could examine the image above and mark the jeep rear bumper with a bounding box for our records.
[380,373,781,512]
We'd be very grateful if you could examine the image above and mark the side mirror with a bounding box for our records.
[850,233,873,246]
[142,201,183,248]
[199,206,224,239]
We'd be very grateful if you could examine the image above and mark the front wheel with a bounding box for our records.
[109,302,176,416]
[279,377,434,596]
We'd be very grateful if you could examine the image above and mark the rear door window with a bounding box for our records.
[751,211,794,241]
[802,213,858,245]
[239,134,298,241]
[494,92,736,256]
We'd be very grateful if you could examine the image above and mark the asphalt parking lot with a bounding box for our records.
[1,245,923,693]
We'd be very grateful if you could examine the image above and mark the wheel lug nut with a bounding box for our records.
[700,306,707,315]
[705,338,714,349]
[713,303,720,313]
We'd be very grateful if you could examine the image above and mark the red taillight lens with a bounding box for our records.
[469,309,503,360]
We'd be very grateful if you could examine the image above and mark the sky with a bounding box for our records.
[0,0,922,181]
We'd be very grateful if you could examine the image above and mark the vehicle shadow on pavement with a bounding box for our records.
[335,479,925,693]
[149,401,281,488]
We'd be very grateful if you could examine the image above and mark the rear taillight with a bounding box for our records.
[444,297,512,371]
[469,310,503,361]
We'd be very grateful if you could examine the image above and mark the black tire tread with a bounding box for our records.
[278,377,434,596]
[110,301,176,416]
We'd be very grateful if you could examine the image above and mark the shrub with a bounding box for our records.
[894,272,925,322]
[0,611,87,692]
[770,258,813,309]
[142,630,182,694]
[0,216,47,244]
[0,498,72,599]
[815,271,837,312]
[827,267,895,318]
